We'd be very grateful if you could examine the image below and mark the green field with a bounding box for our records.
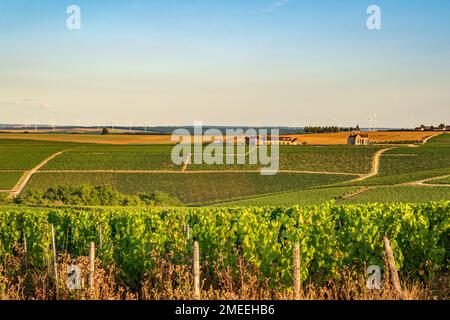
[380,135,450,174]
[0,172,24,190]
[353,168,450,186]
[215,186,359,206]
[0,139,74,170]
[278,145,382,173]
[41,144,380,174]
[342,186,450,203]
[42,145,180,171]
[356,134,450,185]
[187,147,260,171]
[26,172,356,204]
[2,133,450,205]
[188,145,382,174]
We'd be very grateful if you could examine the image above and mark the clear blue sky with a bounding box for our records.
[1,0,449,127]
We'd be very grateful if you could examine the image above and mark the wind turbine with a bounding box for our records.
[50,117,56,132]
[34,116,38,133]
[329,115,336,126]
[367,114,377,132]
[329,114,339,131]
[407,117,414,129]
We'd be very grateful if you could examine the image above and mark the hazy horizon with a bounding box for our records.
[0,122,436,130]
[1,0,449,127]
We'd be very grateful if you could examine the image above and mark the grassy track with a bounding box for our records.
[354,168,450,186]
[26,172,356,204]
[425,176,450,185]
[214,186,359,206]
[341,186,450,203]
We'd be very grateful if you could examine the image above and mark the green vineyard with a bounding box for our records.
[0,202,448,290]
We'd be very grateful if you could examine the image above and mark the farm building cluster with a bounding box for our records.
[213,136,299,145]
[245,136,299,146]
[415,124,450,131]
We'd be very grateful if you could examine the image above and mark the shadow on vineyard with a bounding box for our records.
[0,202,448,300]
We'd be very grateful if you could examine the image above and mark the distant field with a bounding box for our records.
[41,144,379,174]
[0,139,74,170]
[0,172,24,190]
[342,186,450,203]
[26,172,356,204]
[0,133,175,145]
[45,144,259,171]
[0,131,437,146]
[42,145,180,171]
[2,133,449,205]
[215,186,358,206]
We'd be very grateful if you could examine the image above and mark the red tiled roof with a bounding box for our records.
[348,133,369,138]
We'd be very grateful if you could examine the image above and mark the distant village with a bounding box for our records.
[415,124,450,131]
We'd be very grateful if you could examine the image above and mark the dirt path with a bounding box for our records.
[353,148,396,182]
[340,187,376,200]
[351,134,444,183]
[8,150,68,197]
[422,133,443,144]
[186,147,258,157]
[400,174,450,187]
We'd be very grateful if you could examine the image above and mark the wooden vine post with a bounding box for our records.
[193,240,201,300]
[23,233,28,272]
[89,241,95,297]
[50,225,59,299]
[293,242,301,300]
[51,225,58,283]
[99,226,103,252]
[383,236,403,298]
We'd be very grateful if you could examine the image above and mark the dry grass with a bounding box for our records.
[288,131,440,145]
[0,247,447,301]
